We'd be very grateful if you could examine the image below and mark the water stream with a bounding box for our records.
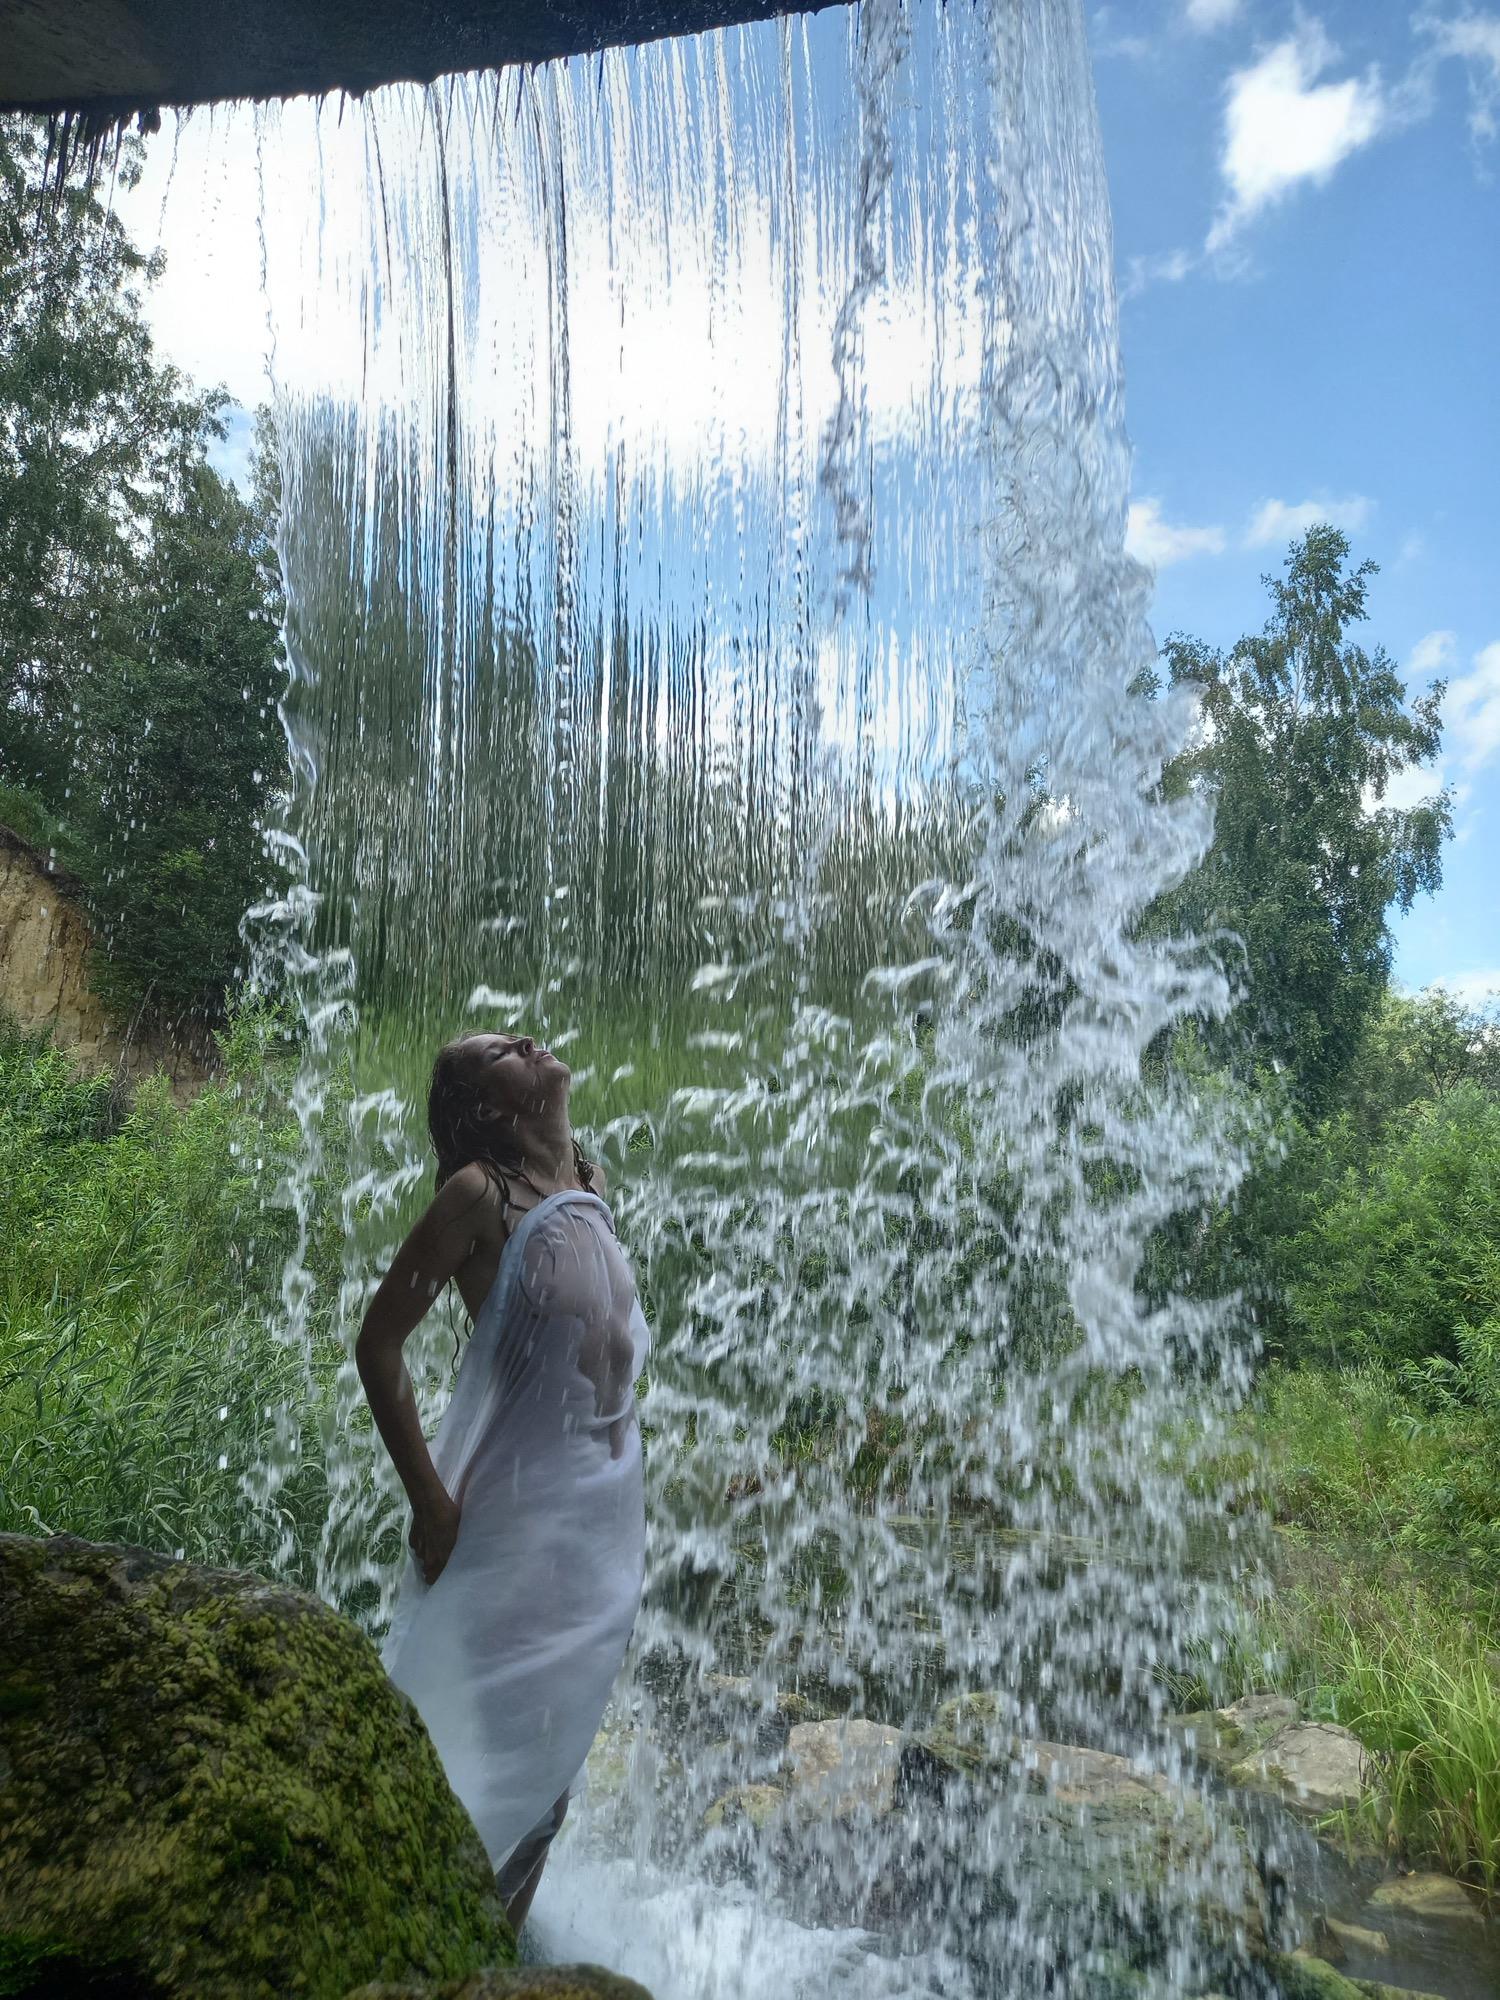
[245,0,1276,1991]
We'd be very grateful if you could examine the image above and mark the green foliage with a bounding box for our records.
[0,116,287,1021]
[1281,1085,1500,1375]
[0,119,211,782]
[1252,1366,1500,1584]
[0,1009,337,1578]
[75,455,287,1013]
[1337,984,1500,1143]
[1161,527,1449,1119]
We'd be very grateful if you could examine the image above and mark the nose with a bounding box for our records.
[517,1036,535,1056]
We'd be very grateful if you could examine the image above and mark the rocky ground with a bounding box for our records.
[2,1533,1493,2000]
[574,1670,1497,2000]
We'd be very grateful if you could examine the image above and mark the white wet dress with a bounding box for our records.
[382,1188,650,1872]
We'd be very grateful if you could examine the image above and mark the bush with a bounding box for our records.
[1282,1083,1500,1374]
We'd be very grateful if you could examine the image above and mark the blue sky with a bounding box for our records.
[1089,1,1499,997]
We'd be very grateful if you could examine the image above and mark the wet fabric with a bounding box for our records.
[383,1188,650,1870]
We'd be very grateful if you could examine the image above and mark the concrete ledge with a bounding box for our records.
[0,0,842,118]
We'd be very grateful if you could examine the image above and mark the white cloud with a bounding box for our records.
[1090,6,1154,60]
[1408,628,1457,678]
[1447,640,1500,770]
[1243,494,1373,547]
[1374,761,1460,813]
[1120,247,1197,299]
[1417,9,1500,142]
[1431,968,1500,1006]
[1126,497,1227,568]
[1186,0,1242,30]
[1207,23,1387,251]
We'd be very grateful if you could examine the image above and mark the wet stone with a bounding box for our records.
[1168,1709,1249,1771]
[1220,1695,1301,1736]
[694,1673,817,1759]
[785,1718,906,1819]
[1270,1950,1447,2000]
[1365,1874,1486,1927]
[1015,1740,1175,1806]
[702,1781,789,1834]
[1230,1722,1367,1814]
[1321,1918,1391,1959]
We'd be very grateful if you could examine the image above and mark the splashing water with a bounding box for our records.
[244,0,1279,1990]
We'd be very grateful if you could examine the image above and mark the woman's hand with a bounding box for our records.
[409,1489,462,1585]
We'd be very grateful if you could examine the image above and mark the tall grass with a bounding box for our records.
[1188,1367,1500,1897]
[1271,1581,1500,1897]
[1251,1364,1500,1590]
[0,1008,338,1580]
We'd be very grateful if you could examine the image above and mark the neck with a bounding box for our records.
[516,1104,577,1191]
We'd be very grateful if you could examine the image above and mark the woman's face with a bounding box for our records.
[463,1032,571,1123]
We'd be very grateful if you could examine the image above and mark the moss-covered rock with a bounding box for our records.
[1268,1951,1445,2000]
[0,1533,515,1999]
[344,1972,653,2000]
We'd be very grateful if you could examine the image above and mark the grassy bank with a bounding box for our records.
[1233,1365,1500,1896]
[1269,1575,1500,1896]
[0,1009,336,1578]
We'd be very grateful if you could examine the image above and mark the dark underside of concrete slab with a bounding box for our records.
[0,0,842,119]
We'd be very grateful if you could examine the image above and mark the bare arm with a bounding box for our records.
[355,1163,501,1581]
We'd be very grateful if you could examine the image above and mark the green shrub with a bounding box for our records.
[1283,1084,1500,1373]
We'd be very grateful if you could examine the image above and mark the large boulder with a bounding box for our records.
[0,1534,514,1999]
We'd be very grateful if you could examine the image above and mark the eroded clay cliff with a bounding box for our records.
[0,823,214,1091]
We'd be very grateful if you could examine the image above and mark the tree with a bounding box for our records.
[0,117,287,1019]
[1337,986,1500,1147]
[1162,526,1450,1117]
[0,118,214,795]
[79,444,287,1015]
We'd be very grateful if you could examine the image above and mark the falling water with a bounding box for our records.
[245,0,1277,1990]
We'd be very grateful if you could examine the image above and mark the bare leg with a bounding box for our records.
[496,1791,569,1935]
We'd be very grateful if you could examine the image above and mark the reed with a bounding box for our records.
[1274,1585,1500,1897]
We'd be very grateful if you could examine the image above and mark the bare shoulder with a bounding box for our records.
[427,1162,508,1249]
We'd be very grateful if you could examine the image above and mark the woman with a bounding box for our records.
[357,1030,650,1930]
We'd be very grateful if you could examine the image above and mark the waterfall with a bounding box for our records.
[247,0,1273,1989]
